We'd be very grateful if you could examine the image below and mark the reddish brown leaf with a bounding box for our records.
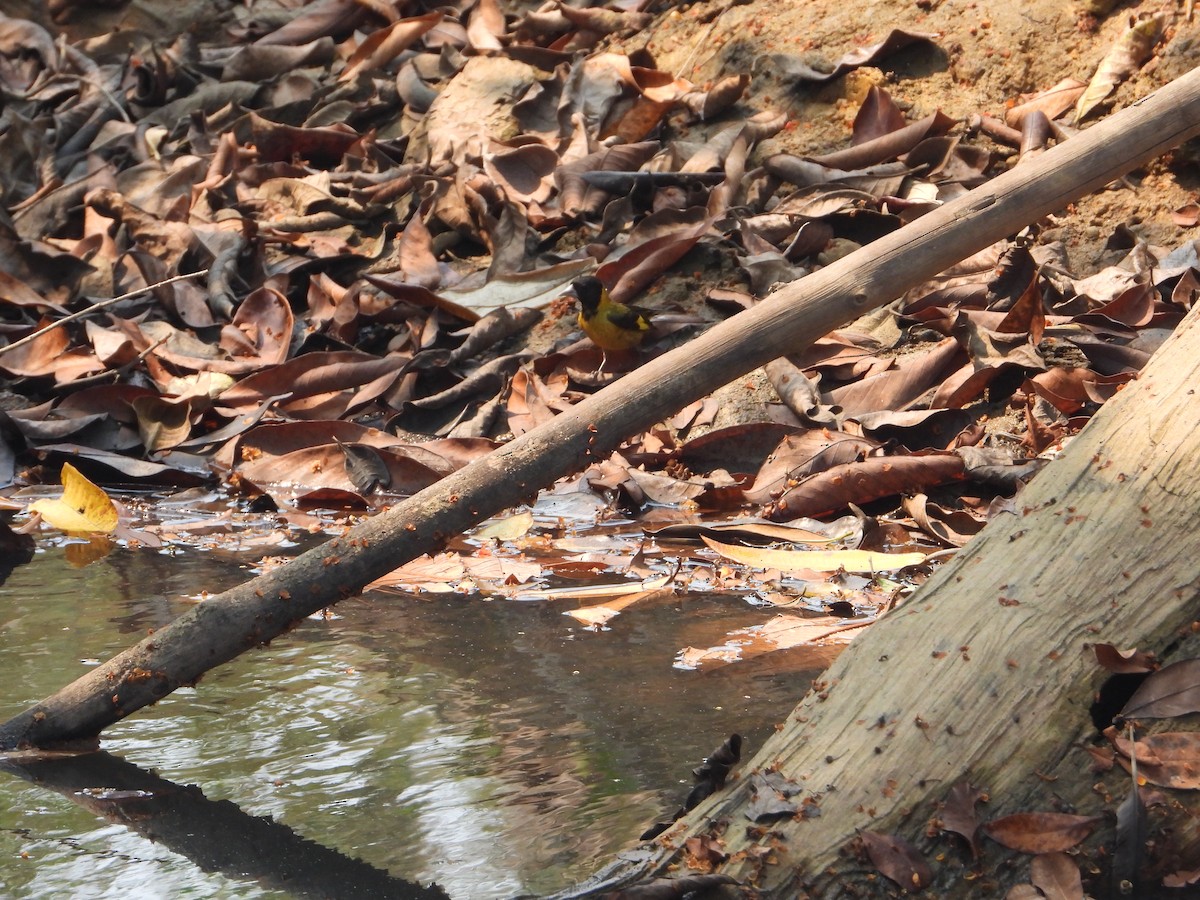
[216,352,411,409]
[810,110,955,170]
[859,830,931,890]
[1114,732,1200,789]
[1006,77,1087,127]
[828,338,964,415]
[1093,644,1157,674]
[852,85,907,144]
[1027,368,1134,415]
[744,431,878,506]
[982,812,1102,854]
[767,452,966,521]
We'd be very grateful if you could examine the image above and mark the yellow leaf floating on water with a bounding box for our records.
[701,535,924,573]
[29,463,118,533]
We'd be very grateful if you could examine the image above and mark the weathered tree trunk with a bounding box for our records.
[4,67,1200,752]
[566,292,1200,897]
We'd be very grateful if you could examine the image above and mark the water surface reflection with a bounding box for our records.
[0,547,816,897]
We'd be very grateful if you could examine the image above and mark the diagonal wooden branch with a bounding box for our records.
[4,65,1200,751]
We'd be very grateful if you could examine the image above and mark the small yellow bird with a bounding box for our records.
[570,276,652,367]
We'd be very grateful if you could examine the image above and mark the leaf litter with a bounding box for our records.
[0,4,1200,895]
[0,3,1196,681]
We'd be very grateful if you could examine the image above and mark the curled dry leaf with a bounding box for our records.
[981,812,1103,854]
[648,517,857,547]
[1074,13,1166,124]
[28,462,119,534]
[903,494,984,547]
[1006,77,1087,127]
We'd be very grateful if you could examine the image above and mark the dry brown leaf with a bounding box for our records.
[982,812,1102,854]
[859,831,931,890]
[1093,643,1157,674]
[1114,732,1200,789]
[1030,851,1084,900]
[767,452,966,521]
[1074,13,1166,123]
[1121,658,1200,719]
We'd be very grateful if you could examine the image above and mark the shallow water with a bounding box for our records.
[0,543,816,898]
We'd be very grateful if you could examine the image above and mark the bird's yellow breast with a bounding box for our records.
[578,305,650,350]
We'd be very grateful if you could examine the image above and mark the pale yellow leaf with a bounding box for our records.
[701,536,924,573]
[29,463,118,534]
[564,586,676,627]
[513,572,673,602]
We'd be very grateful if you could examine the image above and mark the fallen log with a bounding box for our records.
[563,261,1200,899]
[3,65,1200,752]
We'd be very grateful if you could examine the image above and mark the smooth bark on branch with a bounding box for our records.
[568,278,1200,899]
[4,65,1200,751]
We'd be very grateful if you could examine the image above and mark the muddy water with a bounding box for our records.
[0,544,814,898]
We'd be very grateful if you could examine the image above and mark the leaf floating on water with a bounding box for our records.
[472,509,534,541]
[514,572,674,603]
[981,812,1102,854]
[1120,658,1200,719]
[700,535,924,573]
[563,586,676,628]
[676,613,864,670]
[29,463,118,534]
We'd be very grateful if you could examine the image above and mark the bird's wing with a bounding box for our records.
[607,305,651,331]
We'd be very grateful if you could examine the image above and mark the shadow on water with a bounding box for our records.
[0,751,448,900]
